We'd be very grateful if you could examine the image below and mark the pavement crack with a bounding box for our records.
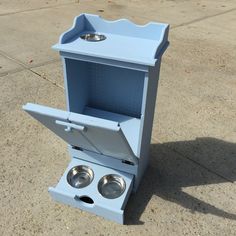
[0,49,26,68]
[0,2,78,17]
[0,49,63,89]
[29,69,64,90]
[167,144,234,184]
[0,50,63,88]
[172,7,236,29]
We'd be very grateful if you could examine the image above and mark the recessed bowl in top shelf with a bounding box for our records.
[53,14,169,66]
[80,33,106,42]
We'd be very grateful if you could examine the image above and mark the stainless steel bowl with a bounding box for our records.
[67,165,94,188]
[98,174,126,199]
[80,33,106,42]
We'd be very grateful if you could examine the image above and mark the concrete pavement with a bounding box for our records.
[0,0,236,235]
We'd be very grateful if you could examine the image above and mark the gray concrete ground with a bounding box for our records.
[0,0,236,235]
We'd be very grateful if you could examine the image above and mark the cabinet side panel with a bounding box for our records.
[135,60,161,190]
[64,59,89,113]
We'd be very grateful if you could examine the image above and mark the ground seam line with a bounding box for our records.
[0,50,63,88]
[166,144,234,183]
[0,67,26,77]
[29,69,64,89]
[172,7,236,29]
[0,2,78,17]
[0,50,26,68]
[0,59,61,77]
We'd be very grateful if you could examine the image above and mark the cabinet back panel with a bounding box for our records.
[65,59,144,118]
[88,63,144,118]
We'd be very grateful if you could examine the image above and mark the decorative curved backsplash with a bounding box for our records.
[52,13,169,66]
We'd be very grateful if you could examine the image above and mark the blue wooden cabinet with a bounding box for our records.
[23,14,169,224]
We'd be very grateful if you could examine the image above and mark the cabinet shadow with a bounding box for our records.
[125,137,236,225]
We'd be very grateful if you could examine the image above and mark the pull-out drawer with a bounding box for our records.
[49,158,133,224]
[23,103,138,164]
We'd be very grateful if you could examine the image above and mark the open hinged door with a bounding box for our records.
[23,103,138,164]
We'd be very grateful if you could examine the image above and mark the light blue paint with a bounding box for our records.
[23,13,169,224]
[53,14,169,66]
[64,59,145,118]
[49,158,133,224]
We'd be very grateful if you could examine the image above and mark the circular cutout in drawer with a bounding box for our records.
[67,165,94,188]
[98,174,126,199]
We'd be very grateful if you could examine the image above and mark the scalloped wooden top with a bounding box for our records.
[52,14,169,66]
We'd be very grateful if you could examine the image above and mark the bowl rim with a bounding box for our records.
[80,33,106,42]
[67,165,94,189]
[97,174,126,199]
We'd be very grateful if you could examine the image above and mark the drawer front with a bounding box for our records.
[49,158,134,224]
[49,188,124,224]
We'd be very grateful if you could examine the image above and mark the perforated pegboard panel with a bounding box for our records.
[88,63,144,118]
